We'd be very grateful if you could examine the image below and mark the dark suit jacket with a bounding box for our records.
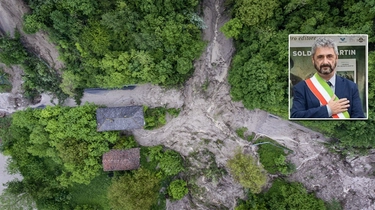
[290,75,365,118]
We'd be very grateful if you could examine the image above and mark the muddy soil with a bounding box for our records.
[0,0,374,209]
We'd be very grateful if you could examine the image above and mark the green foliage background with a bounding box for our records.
[223,0,375,150]
[167,179,189,200]
[144,106,180,130]
[227,149,267,193]
[141,145,185,178]
[22,0,205,98]
[255,138,295,175]
[236,179,327,210]
[108,168,161,210]
[1,104,118,209]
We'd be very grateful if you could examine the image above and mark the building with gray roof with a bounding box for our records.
[96,106,144,131]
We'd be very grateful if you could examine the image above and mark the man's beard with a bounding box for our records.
[315,63,335,75]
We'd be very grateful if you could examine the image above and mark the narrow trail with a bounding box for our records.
[0,0,374,209]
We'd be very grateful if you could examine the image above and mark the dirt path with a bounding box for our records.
[0,0,374,209]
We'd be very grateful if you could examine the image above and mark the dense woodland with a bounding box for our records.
[0,0,375,209]
[23,0,206,100]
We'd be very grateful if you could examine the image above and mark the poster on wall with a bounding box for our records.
[336,59,356,82]
[289,34,368,120]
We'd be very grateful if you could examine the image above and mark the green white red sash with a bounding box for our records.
[305,73,350,119]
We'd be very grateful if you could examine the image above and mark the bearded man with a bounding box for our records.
[290,37,365,119]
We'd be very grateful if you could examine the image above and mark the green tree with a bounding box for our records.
[0,33,68,103]
[233,0,279,26]
[107,168,161,210]
[256,138,295,175]
[77,21,111,57]
[158,150,185,177]
[229,53,287,114]
[143,106,180,130]
[227,149,267,193]
[235,127,248,139]
[2,104,124,208]
[220,18,243,39]
[112,135,138,149]
[9,104,118,187]
[60,71,82,97]
[144,145,184,177]
[23,13,45,34]
[236,179,327,210]
[261,179,326,209]
[0,33,28,66]
[58,0,98,16]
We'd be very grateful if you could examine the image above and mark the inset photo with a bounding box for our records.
[289,34,368,120]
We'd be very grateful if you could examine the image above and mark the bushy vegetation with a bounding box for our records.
[108,168,161,210]
[22,0,205,98]
[236,179,327,210]
[256,137,295,175]
[0,32,27,65]
[167,179,189,200]
[111,135,138,150]
[227,149,267,193]
[223,0,375,150]
[1,104,117,209]
[0,33,68,102]
[142,145,185,178]
[7,104,117,187]
[144,106,180,130]
[138,145,185,209]
[69,173,111,210]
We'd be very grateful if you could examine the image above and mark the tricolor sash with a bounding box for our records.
[305,73,350,119]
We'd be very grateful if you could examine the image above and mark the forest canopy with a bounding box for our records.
[22,0,205,98]
[2,104,118,187]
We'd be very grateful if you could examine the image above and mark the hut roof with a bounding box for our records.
[102,148,140,171]
[96,106,144,131]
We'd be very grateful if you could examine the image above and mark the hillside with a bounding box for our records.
[0,0,375,209]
